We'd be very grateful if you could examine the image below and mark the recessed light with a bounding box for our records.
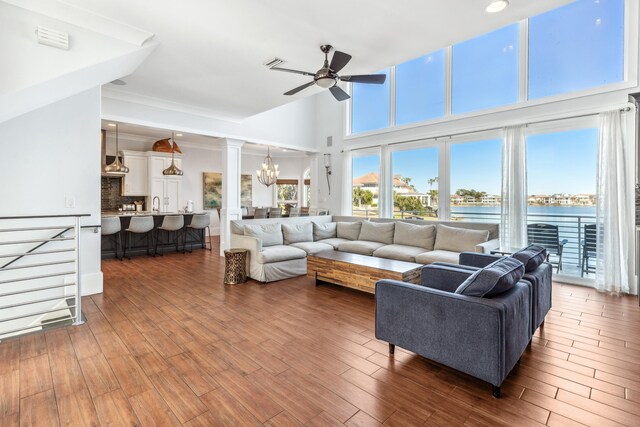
[107,123,117,127]
[486,0,509,13]
[176,133,183,137]
[282,149,287,152]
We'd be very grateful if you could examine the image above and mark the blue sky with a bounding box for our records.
[351,0,622,195]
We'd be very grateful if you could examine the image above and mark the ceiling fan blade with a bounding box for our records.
[271,67,315,77]
[329,51,352,73]
[341,74,387,84]
[284,81,316,96]
[329,85,350,102]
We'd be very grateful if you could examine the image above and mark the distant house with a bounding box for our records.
[450,194,465,205]
[352,173,424,206]
[480,195,500,205]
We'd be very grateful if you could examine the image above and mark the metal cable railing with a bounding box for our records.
[0,214,89,340]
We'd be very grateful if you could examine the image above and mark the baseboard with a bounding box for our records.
[82,272,103,296]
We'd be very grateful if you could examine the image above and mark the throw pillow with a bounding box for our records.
[243,223,283,247]
[336,222,362,241]
[282,223,313,245]
[394,221,436,249]
[358,221,395,244]
[313,222,337,241]
[511,245,548,273]
[455,257,525,297]
[434,224,490,253]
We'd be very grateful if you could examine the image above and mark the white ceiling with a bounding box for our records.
[76,0,571,121]
[101,120,308,157]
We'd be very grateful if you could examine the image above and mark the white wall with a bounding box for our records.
[0,87,103,295]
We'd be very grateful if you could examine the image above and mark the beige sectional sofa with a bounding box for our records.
[229,215,499,283]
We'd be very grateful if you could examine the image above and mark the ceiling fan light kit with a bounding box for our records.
[271,45,387,101]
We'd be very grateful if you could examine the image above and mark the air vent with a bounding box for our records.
[36,26,69,50]
[264,57,285,68]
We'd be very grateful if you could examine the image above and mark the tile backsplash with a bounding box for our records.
[101,176,143,211]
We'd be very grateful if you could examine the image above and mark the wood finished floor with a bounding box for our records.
[2,238,640,426]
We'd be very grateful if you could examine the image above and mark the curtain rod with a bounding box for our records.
[343,106,633,153]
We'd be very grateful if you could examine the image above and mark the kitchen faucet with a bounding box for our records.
[152,196,160,212]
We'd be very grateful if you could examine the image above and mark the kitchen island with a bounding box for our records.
[101,211,210,258]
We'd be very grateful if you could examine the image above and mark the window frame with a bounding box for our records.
[345,0,638,139]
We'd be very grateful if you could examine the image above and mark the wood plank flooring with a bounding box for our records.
[2,237,640,426]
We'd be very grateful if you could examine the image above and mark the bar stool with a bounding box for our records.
[254,208,268,219]
[186,214,212,252]
[101,216,122,260]
[155,215,184,255]
[124,216,155,259]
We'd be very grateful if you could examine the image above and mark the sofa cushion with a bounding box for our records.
[455,257,525,298]
[512,245,548,273]
[337,222,362,240]
[372,244,426,262]
[338,240,386,256]
[244,223,283,247]
[393,221,436,250]
[257,245,307,264]
[313,222,337,241]
[415,250,460,265]
[317,237,351,250]
[290,241,334,255]
[358,221,395,244]
[434,224,489,253]
[282,223,313,245]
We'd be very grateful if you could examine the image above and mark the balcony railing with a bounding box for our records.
[351,207,595,279]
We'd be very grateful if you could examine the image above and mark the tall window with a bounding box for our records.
[452,24,519,114]
[395,51,445,126]
[351,68,391,134]
[391,147,439,220]
[352,154,381,218]
[527,128,598,276]
[450,139,502,222]
[529,0,625,99]
[276,179,298,212]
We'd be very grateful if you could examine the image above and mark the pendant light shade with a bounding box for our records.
[162,132,184,176]
[105,123,129,174]
[256,146,279,187]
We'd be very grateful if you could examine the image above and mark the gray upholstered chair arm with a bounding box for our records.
[230,234,263,253]
[475,238,500,253]
[375,279,531,386]
[459,252,502,268]
[421,264,474,292]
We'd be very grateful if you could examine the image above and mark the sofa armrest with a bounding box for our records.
[375,279,531,387]
[421,264,474,292]
[459,252,502,268]
[230,234,262,253]
[475,238,500,254]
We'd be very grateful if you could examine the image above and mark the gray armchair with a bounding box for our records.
[459,248,552,334]
[375,263,531,398]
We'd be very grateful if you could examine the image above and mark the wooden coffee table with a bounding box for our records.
[307,250,422,294]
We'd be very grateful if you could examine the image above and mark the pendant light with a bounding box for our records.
[256,146,279,187]
[162,132,184,176]
[105,123,129,174]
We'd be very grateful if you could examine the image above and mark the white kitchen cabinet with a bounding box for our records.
[148,154,183,212]
[122,152,148,196]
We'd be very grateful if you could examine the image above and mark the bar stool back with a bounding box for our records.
[155,215,184,255]
[187,214,212,252]
[124,216,155,259]
[289,207,301,217]
[254,208,268,219]
[101,216,122,260]
[268,207,282,218]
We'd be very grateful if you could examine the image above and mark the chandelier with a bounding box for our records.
[256,146,279,187]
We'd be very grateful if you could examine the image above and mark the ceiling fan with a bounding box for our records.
[271,45,386,101]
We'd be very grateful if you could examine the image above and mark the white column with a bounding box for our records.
[220,138,244,256]
[341,150,353,215]
[379,145,392,218]
[309,153,321,207]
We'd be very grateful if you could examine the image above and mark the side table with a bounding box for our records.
[224,248,248,284]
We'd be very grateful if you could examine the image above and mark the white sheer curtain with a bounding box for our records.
[500,125,528,249]
[595,110,633,294]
